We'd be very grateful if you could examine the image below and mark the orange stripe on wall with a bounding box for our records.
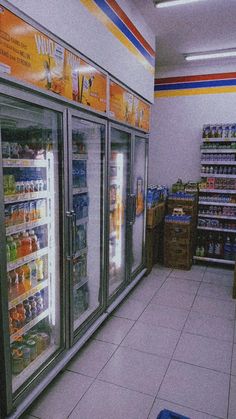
[155,72,236,85]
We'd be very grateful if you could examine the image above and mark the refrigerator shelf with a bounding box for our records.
[76,217,88,226]
[6,218,49,236]
[10,308,49,343]
[73,187,88,195]
[8,279,48,309]
[3,159,47,168]
[7,247,48,272]
[197,226,236,233]
[12,344,57,393]
[194,256,235,265]
[4,191,48,204]
[202,138,236,142]
[73,276,88,291]
[74,247,87,258]
[199,189,236,194]
[201,173,236,178]
[199,201,236,206]
[198,213,236,220]
[72,154,88,160]
[201,149,236,153]
[201,161,236,165]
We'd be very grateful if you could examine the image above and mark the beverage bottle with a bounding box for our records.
[29,230,40,252]
[13,234,22,259]
[207,233,214,258]
[224,235,232,260]
[6,240,11,263]
[16,303,26,327]
[9,270,19,298]
[16,267,25,294]
[36,258,44,281]
[22,264,32,291]
[21,232,32,256]
[232,237,236,261]
[8,236,17,261]
[29,261,37,284]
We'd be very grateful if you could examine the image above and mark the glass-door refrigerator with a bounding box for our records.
[67,111,106,343]
[0,90,65,415]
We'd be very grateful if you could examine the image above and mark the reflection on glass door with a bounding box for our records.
[0,94,62,393]
[109,127,131,297]
[131,136,147,274]
[71,117,105,333]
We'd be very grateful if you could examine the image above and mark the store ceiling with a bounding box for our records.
[133,0,236,71]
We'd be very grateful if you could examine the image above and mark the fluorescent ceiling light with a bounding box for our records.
[155,0,202,8]
[185,50,236,61]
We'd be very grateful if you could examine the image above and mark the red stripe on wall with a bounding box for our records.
[155,72,236,85]
[106,0,155,57]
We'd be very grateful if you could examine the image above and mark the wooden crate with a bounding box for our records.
[164,222,192,241]
[147,202,165,229]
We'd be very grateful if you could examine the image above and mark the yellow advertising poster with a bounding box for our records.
[136,97,150,131]
[0,5,107,112]
[110,81,134,125]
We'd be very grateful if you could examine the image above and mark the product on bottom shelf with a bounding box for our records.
[195,232,236,261]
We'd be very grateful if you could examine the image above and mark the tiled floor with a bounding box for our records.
[23,264,236,419]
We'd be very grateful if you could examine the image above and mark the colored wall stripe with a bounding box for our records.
[106,0,155,57]
[155,86,236,98]
[155,78,236,92]
[155,72,236,85]
[80,0,155,73]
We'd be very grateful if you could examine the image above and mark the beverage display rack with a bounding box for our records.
[194,124,236,265]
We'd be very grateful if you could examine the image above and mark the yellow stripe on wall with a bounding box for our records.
[155,86,236,98]
[81,0,154,75]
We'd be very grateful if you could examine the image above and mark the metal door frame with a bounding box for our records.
[0,82,68,414]
[67,108,108,346]
[130,132,149,281]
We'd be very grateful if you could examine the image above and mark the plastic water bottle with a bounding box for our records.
[224,236,232,260]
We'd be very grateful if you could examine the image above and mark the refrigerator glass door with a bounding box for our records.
[109,127,131,297]
[71,116,105,333]
[0,94,63,393]
[131,136,147,274]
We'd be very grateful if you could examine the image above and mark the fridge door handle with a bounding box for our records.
[66,210,76,259]
[71,211,77,257]
[128,194,136,225]
[131,194,137,224]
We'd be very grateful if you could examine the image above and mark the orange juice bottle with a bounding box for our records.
[21,232,32,256]
[16,267,25,295]
[22,264,32,291]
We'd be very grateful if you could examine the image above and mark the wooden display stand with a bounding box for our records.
[146,202,166,275]
[164,217,193,270]
[233,262,236,298]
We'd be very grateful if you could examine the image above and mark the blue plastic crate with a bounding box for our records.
[157,409,190,419]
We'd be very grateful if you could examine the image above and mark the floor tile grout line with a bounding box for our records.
[147,267,205,418]
[171,357,231,376]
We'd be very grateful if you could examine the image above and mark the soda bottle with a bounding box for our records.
[6,239,11,263]
[8,236,17,261]
[21,232,32,256]
[13,234,22,259]
[224,235,232,260]
[22,264,32,291]
[9,270,19,298]
[29,230,40,252]
[36,258,44,281]
[29,261,37,284]
[207,233,214,258]
[232,237,236,261]
[16,267,25,295]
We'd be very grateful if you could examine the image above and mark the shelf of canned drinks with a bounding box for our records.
[73,187,88,195]
[201,173,236,179]
[76,217,88,226]
[4,191,48,205]
[199,189,236,194]
[201,161,236,165]
[3,159,47,168]
[12,344,56,392]
[198,213,236,220]
[197,226,236,233]
[72,154,88,161]
[201,149,236,153]
[7,247,48,272]
[194,256,235,265]
[8,279,48,310]
[73,276,88,291]
[10,309,49,344]
[6,218,49,237]
[199,201,236,206]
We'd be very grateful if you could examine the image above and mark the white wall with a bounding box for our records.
[7,0,155,102]
[149,91,236,188]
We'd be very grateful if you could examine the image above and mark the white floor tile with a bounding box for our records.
[203,271,234,287]
[28,371,92,419]
[68,380,154,419]
[98,346,169,396]
[161,277,200,295]
[138,303,189,331]
[148,398,219,419]
[121,321,180,358]
[198,282,234,301]
[205,266,233,276]
[228,375,236,419]
[66,339,117,377]
[94,316,134,345]
[129,280,160,304]
[184,311,235,342]
[170,265,205,281]
[113,297,148,321]
[173,332,233,373]
[158,360,230,418]
[231,344,236,375]
[152,288,195,310]
[192,295,235,319]
[152,264,172,275]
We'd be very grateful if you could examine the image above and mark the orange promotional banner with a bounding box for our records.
[0,5,107,112]
[110,81,150,131]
